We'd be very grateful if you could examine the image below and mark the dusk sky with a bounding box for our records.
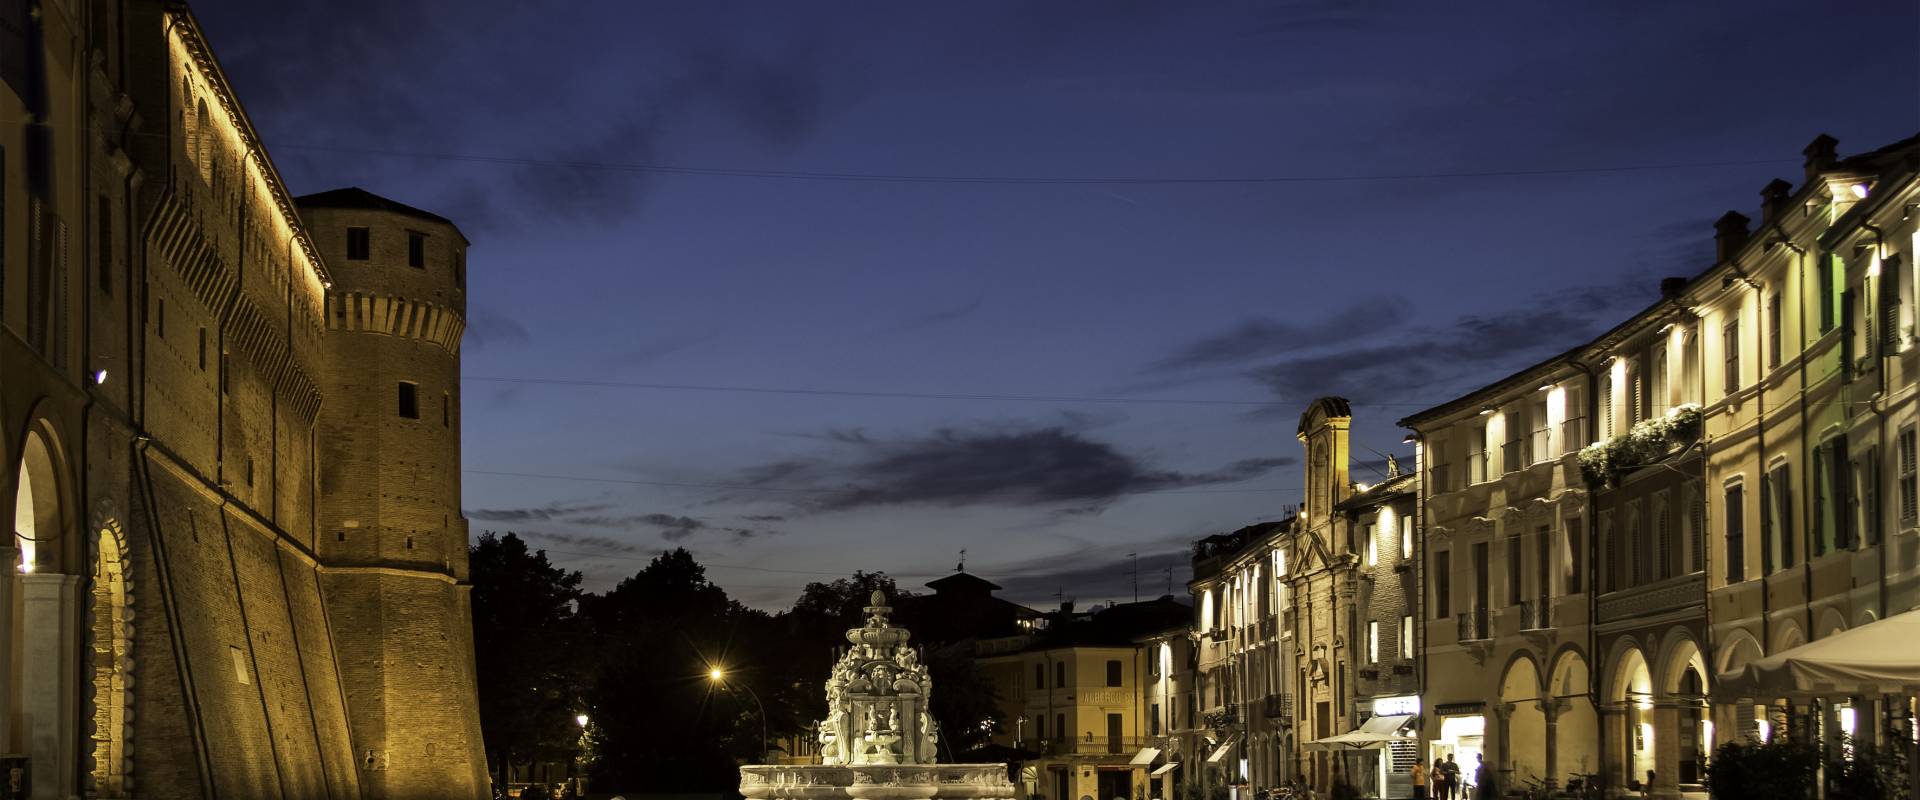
[196,1,1918,610]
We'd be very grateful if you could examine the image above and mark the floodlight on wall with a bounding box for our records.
[92,369,108,385]
[1850,182,1871,200]
[1402,434,1417,444]
[1478,406,1494,416]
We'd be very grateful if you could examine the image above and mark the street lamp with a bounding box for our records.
[708,666,770,763]
[572,713,589,798]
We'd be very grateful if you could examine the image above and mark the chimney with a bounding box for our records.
[1714,211,1751,263]
[1803,134,1839,182]
[1759,179,1793,221]
[1660,277,1689,298]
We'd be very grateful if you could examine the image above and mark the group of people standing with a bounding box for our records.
[1409,753,1492,800]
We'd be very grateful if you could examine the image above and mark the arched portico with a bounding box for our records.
[1547,648,1598,785]
[1604,643,1654,795]
[1498,653,1546,786]
[8,421,82,799]
[1655,634,1710,790]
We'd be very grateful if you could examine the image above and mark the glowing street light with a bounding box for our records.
[576,713,589,728]
[709,665,769,763]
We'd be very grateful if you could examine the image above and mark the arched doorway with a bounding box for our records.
[10,425,71,793]
[13,429,61,572]
[1499,655,1545,786]
[88,523,131,797]
[1607,646,1653,791]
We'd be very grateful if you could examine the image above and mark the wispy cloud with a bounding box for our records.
[726,423,1293,513]
[1148,296,1408,373]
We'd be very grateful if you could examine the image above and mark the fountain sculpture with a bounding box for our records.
[739,591,1018,800]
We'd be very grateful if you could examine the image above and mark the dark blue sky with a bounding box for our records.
[196,0,1919,609]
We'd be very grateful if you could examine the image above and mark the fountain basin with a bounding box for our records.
[740,764,1018,800]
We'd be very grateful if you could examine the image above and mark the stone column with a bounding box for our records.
[19,572,79,800]
[1494,703,1514,778]
[1651,703,1682,800]
[1599,706,1627,791]
[0,546,15,753]
[1542,700,1565,789]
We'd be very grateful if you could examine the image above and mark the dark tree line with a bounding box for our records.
[470,533,1003,794]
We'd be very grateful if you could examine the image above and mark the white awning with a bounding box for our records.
[1718,608,1920,698]
[1305,714,1415,751]
[1151,761,1179,776]
[1129,747,1161,767]
[1206,735,1239,763]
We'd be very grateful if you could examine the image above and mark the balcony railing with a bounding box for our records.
[1560,417,1586,454]
[1502,440,1524,474]
[1468,451,1489,484]
[1262,693,1293,719]
[1531,427,1553,464]
[1518,595,1553,630]
[1457,608,1490,641]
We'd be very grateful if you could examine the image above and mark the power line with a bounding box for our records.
[462,467,1303,496]
[274,140,1796,186]
[462,374,1441,407]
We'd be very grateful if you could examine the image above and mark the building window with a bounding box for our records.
[1899,427,1917,525]
[1034,663,1045,690]
[97,195,112,295]
[1367,620,1379,664]
[1565,517,1583,594]
[1821,254,1841,333]
[407,231,426,268]
[245,457,254,487]
[442,392,451,427]
[346,227,370,260]
[454,248,466,287]
[1816,437,1852,553]
[1723,318,1741,395]
[398,381,420,419]
[1400,514,1413,560]
[1365,520,1379,566]
[1650,344,1668,418]
[1433,550,1451,619]
[198,327,207,370]
[1055,661,1066,688]
[1150,703,1161,736]
[156,296,166,338]
[1768,292,1784,368]
[1602,511,1620,592]
[1106,660,1122,687]
[1855,446,1880,547]
[1400,615,1413,660]
[1506,536,1522,605]
[1769,463,1796,568]
[1725,481,1746,584]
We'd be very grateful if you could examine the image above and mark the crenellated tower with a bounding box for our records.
[298,187,488,799]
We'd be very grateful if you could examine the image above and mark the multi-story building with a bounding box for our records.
[1400,343,1599,794]
[1138,624,1201,800]
[1400,131,1920,799]
[2,2,486,797]
[1331,463,1421,799]
[976,597,1190,800]
[1691,133,1920,773]
[1191,517,1293,795]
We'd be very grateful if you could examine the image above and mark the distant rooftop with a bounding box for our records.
[926,571,1003,593]
[295,187,455,227]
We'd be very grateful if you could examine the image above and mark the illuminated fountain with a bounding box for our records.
[739,591,1017,800]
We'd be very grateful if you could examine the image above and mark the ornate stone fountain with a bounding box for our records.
[739,591,1018,800]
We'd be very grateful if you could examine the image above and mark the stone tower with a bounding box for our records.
[298,188,488,798]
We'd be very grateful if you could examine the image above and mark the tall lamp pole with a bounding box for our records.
[710,667,770,762]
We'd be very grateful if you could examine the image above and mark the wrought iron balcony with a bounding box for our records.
[1531,427,1553,464]
[1456,608,1490,641]
[1518,595,1553,630]
[1560,417,1587,454]
[1262,693,1293,720]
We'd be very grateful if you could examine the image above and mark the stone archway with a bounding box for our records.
[10,422,76,794]
[1548,648,1598,783]
[86,511,134,797]
[1606,645,1654,791]
[1657,634,1710,787]
[13,427,62,573]
[1498,654,1546,785]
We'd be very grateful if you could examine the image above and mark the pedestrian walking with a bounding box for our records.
[1441,755,1461,800]
[1472,754,1494,800]
[1410,761,1428,800]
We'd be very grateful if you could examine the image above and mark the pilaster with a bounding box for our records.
[19,573,80,800]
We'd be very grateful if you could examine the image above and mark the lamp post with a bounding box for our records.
[572,713,588,798]
[710,667,770,763]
